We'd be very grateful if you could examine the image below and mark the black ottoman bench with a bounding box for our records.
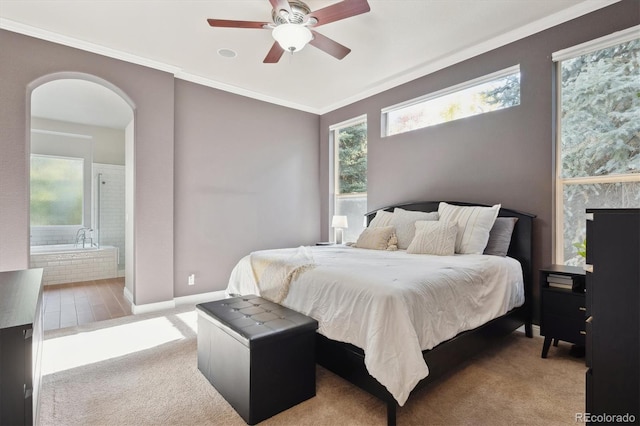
[196,295,318,425]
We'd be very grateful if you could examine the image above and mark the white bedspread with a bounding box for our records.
[226,245,524,406]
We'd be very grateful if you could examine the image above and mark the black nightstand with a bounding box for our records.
[540,265,586,359]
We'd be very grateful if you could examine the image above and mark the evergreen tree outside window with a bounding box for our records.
[331,116,367,242]
[554,31,640,265]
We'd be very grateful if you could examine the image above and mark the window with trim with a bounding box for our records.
[30,155,84,226]
[331,116,367,243]
[382,65,521,137]
[554,30,640,265]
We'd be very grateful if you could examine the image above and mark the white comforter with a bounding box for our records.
[226,245,524,406]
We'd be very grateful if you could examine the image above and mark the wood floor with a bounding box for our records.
[43,277,132,331]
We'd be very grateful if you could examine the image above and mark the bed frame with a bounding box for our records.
[315,201,535,425]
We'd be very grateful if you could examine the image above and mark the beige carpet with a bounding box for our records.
[40,306,585,425]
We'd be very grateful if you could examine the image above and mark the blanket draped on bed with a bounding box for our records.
[229,246,524,406]
[250,246,315,303]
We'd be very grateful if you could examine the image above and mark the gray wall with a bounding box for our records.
[319,0,640,322]
[173,81,320,297]
[0,28,320,306]
[0,29,175,305]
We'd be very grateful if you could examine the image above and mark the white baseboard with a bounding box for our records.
[131,299,176,315]
[123,286,133,305]
[174,290,227,306]
[122,288,227,315]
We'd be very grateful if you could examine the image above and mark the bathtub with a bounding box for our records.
[30,244,118,286]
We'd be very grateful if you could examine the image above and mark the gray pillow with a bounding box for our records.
[390,208,439,250]
[483,217,518,256]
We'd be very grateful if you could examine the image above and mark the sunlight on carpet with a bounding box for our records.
[42,311,198,375]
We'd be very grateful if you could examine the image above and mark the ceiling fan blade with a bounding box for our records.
[309,31,351,60]
[264,42,285,63]
[207,19,270,29]
[307,0,370,27]
[269,0,292,18]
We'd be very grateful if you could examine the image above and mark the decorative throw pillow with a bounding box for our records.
[407,221,457,256]
[368,209,394,228]
[355,226,398,251]
[390,208,439,250]
[483,217,518,256]
[437,202,501,254]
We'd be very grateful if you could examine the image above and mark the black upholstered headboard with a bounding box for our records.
[365,201,536,318]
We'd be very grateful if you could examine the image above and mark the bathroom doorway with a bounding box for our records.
[29,76,136,324]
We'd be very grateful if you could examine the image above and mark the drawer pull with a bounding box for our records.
[580,330,586,335]
[579,307,586,311]
[584,264,593,273]
[586,316,593,324]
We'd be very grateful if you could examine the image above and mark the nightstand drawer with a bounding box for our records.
[542,312,586,345]
[543,290,585,318]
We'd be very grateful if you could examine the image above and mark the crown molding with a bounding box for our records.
[1,0,621,116]
[316,0,621,114]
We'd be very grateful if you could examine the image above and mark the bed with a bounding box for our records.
[226,201,535,425]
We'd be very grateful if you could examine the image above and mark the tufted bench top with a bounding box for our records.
[196,295,318,348]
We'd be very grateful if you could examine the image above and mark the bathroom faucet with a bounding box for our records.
[75,227,93,248]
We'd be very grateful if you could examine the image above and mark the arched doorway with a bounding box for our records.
[27,74,136,327]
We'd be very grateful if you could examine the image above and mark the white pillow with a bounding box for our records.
[407,221,457,256]
[369,210,393,228]
[437,202,501,254]
[390,208,439,250]
[355,226,398,251]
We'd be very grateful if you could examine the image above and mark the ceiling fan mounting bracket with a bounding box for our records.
[272,1,312,25]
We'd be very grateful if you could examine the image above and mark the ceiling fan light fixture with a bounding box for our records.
[272,23,313,53]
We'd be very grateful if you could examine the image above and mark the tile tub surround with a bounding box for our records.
[30,245,118,286]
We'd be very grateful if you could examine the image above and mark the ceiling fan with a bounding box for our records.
[207,0,370,63]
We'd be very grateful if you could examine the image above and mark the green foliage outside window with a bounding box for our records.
[561,39,640,178]
[30,155,83,226]
[337,122,367,194]
[559,38,640,264]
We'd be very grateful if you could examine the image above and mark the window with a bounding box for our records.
[382,65,520,137]
[30,155,84,226]
[554,30,640,265]
[331,116,367,242]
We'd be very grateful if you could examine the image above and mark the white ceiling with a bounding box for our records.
[0,0,620,116]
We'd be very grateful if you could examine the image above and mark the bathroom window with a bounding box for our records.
[30,155,84,226]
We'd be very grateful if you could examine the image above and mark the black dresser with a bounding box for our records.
[0,268,44,426]
[585,209,639,423]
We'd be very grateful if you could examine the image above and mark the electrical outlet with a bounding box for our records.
[188,274,195,286]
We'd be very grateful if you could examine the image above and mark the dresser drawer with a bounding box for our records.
[543,290,586,318]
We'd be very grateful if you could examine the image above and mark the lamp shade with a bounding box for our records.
[331,215,348,229]
[272,23,313,53]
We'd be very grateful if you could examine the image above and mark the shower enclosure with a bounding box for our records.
[93,164,126,276]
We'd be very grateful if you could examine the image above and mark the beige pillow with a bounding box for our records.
[355,226,398,251]
[369,210,393,228]
[437,202,501,254]
[390,208,439,250]
[407,221,457,255]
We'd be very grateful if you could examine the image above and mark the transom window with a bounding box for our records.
[554,28,640,265]
[382,65,520,137]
